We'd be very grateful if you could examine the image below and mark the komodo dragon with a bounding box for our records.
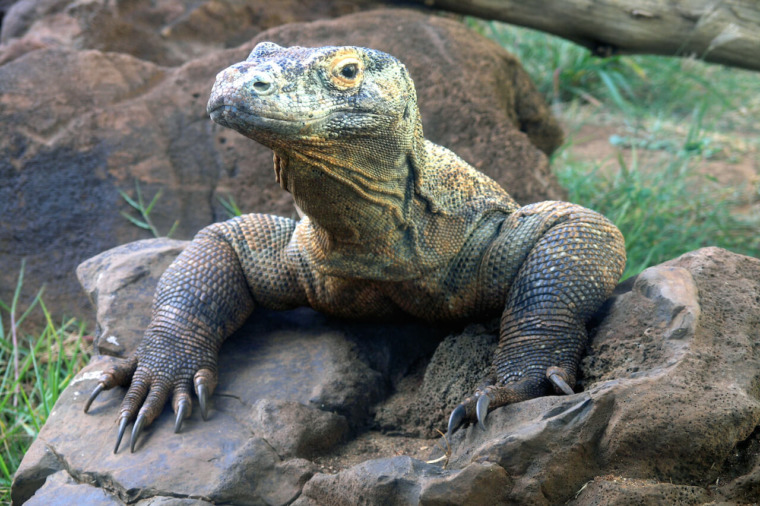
[84,42,626,453]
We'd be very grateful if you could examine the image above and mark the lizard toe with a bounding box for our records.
[173,387,192,433]
[84,356,138,413]
[128,379,173,452]
[447,390,491,437]
[174,399,190,433]
[130,414,147,453]
[194,368,218,421]
[84,384,104,414]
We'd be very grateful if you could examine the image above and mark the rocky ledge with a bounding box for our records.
[10,242,760,505]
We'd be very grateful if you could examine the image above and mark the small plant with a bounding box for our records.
[0,264,89,503]
[426,428,452,468]
[120,180,179,238]
[218,194,243,218]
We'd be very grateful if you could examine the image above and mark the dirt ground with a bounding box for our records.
[312,431,446,474]
[557,106,760,218]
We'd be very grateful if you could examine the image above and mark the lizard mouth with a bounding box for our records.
[209,104,318,127]
[208,103,389,139]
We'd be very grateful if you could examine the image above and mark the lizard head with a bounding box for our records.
[208,43,429,247]
[208,42,421,152]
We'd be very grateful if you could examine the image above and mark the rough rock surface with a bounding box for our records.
[12,239,444,505]
[1,7,564,326]
[0,0,380,66]
[12,244,760,504]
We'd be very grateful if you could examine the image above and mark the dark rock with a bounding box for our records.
[9,440,65,506]
[296,459,510,505]
[207,438,315,505]
[442,247,760,503]
[136,499,213,506]
[25,470,122,506]
[76,238,187,356]
[296,456,447,506]
[249,399,350,459]
[11,238,442,505]
[375,322,499,437]
[11,245,760,504]
[1,8,563,328]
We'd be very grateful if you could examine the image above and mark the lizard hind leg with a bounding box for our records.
[447,203,625,437]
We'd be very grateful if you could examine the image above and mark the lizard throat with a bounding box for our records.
[274,148,429,280]
[278,148,415,244]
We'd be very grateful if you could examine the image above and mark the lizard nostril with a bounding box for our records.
[251,72,275,95]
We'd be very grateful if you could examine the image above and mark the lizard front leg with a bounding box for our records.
[84,214,307,452]
[448,202,626,434]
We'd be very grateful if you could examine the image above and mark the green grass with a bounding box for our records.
[120,180,180,238]
[554,130,760,279]
[470,18,760,276]
[0,264,90,503]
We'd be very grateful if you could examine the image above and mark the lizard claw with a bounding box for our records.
[194,368,217,421]
[446,391,491,437]
[546,366,575,395]
[114,414,130,454]
[174,398,190,434]
[476,394,490,430]
[130,414,147,453]
[84,357,138,414]
[174,398,190,433]
[84,383,104,413]
[447,404,466,437]
[197,383,209,421]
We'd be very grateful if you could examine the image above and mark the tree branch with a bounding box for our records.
[413,0,760,71]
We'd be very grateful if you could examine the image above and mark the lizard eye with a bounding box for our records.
[329,56,364,89]
[340,63,358,79]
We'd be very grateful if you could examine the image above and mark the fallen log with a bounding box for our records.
[414,0,760,71]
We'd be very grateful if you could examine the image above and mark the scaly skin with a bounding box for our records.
[84,43,626,452]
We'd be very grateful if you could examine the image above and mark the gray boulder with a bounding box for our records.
[11,244,760,504]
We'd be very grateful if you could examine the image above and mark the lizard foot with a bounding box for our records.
[119,367,218,453]
[84,347,220,453]
[446,366,577,437]
[446,385,501,437]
